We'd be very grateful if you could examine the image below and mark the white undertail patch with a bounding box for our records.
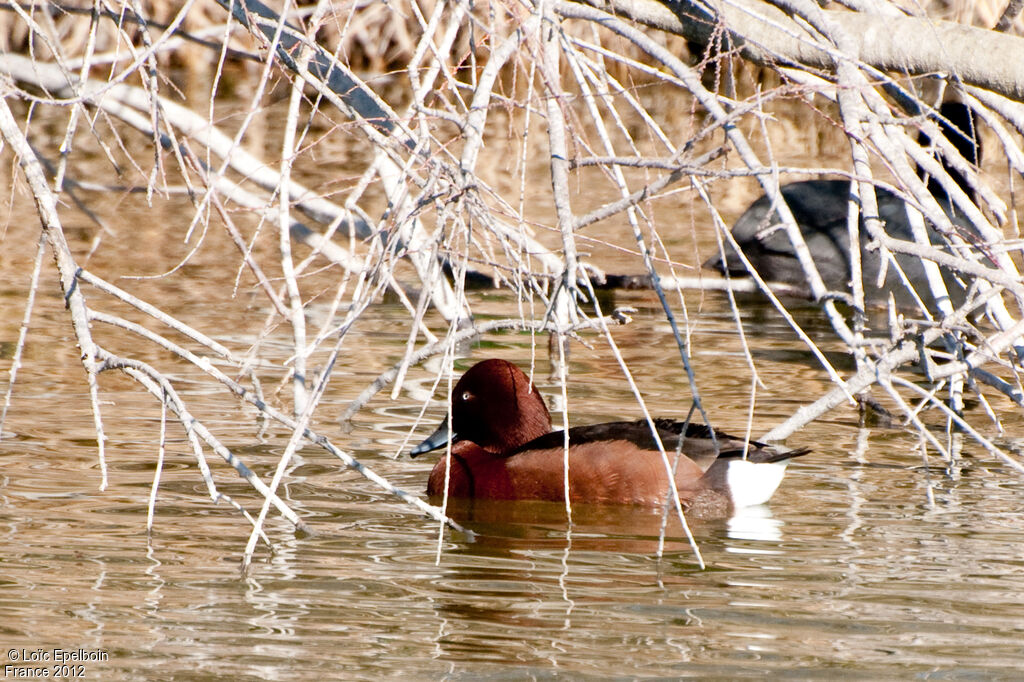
[726,460,788,508]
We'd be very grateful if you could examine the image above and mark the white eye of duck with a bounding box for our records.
[461,390,473,401]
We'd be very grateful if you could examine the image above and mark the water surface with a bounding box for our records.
[2,101,1024,680]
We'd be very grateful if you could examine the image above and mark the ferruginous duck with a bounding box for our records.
[410,359,810,517]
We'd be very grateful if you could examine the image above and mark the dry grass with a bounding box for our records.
[2,0,1016,75]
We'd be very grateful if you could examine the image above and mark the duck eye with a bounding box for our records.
[461,390,473,401]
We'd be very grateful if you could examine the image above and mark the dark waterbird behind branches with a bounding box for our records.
[705,101,984,307]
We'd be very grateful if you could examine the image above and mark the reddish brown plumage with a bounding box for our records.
[412,359,808,513]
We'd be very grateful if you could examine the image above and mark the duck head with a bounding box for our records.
[410,359,552,457]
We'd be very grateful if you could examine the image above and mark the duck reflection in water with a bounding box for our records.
[435,496,784,555]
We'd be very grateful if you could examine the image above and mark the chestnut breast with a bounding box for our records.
[427,439,710,506]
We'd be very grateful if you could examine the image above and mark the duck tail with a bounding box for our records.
[703,445,811,509]
[755,446,812,464]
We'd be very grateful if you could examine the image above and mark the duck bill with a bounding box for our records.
[410,417,456,458]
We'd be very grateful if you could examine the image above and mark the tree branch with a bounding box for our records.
[582,0,1024,101]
